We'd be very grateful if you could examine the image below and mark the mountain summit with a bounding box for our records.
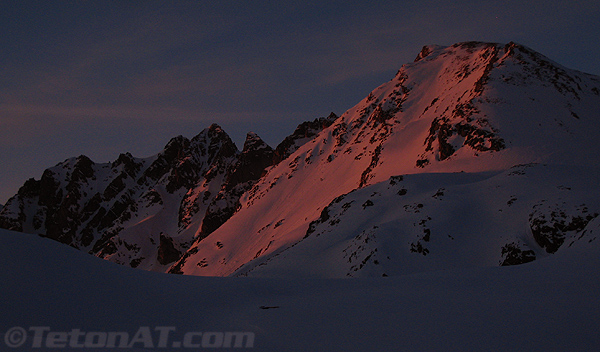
[2,42,599,277]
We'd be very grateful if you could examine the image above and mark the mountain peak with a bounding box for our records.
[413,44,444,62]
[208,123,224,132]
[2,41,600,278]
[226,132,274,188]
[171,41,600,277]
[242,132,270,152]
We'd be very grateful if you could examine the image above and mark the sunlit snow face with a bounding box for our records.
[2,1,600,205]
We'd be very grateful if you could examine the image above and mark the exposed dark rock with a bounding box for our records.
[112,153,143,177]
[0,198,25,232]
[388,175,404,186]
[529,203,598,253]
[423,103,505,163]
[17,178,41,198]
[225,133,274,189]
[410,241,429,256]
[167,246,198,274]
[157,233,182,265]
[359,144,383,188]
[415,159,429,168]
[103,174,127,200]
[259,306,280,309]
[472,44,499,93]
[273,113,338,164]
[500,242,536,266]
[167,124,238,193]
[71,155,95,183]
[198,132,274,239]
[96,238,118,257]
[142,189,163,206]
[38,170,62,207]
[140,135,190,186]
[370,105,396,124]
[414,45,434,62]
[130,258,144,268]
[200,203,237,239]
[305,207,331,238]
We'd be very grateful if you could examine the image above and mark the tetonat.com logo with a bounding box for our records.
[3,326,254,349]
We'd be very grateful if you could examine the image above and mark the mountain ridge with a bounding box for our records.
[172,41,600,277]
[1,41,599,277]
[0,114,337,271]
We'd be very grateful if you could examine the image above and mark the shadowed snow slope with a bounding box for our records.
[2,225,600,351]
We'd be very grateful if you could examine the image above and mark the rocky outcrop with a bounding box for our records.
[157,233,182,265]
[0,124,244,269]
[500,242,536,266]
[529,202,598,253]
[0,114,338,271]
[273,112,338,164]
[199,132,274,238]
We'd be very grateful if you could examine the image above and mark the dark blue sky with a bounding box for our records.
[1,0,599,204]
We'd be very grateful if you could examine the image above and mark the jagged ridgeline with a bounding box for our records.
[0,115,337,271]
[2,41,600,277]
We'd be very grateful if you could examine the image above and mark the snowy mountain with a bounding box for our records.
[173,41,600,277]
[1,41,599,278]
[0,116,336,272]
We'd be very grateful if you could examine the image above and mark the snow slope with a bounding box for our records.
[1,42,599,280]
[2,225,600,351]
[175,42,600,276]
[238,164,600,278]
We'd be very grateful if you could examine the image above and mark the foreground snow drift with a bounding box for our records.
[2,227,599,351]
